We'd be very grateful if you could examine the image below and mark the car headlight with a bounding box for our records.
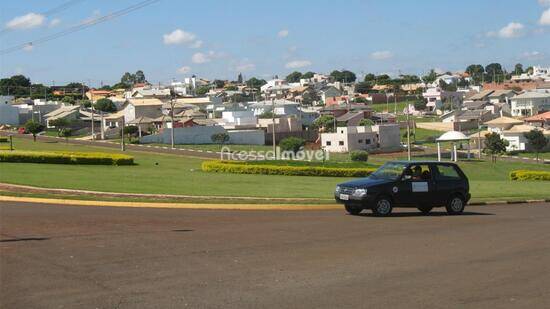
[335,185,341,193]
[353,188,367,196]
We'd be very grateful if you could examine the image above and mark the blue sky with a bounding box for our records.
[1,0,549,86]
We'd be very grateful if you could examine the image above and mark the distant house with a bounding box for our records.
[320,124,401,153]
[422,87,463,113]
[258,116,303,133]
[44,105,80,127]
[524,111,550,129]
[485,116,523,133]
[0,97,18,125]
[510,92,550,117]
[487,90,516,104]
[221,109,257,128]
[318,86,342,104]
[104,98,163,128]
[500,125,550,152]
[85,89,113,101]
[336,111,367,126]
[248,99,300,117]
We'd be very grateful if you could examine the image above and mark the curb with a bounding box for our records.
[468,199,550,206]
[0,195,340,211]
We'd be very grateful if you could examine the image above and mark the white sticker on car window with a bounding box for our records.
[412,182,428,192]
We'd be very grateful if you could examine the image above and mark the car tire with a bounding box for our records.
[446,195,465,215]
[345,204,363,216]
[418,206,433,215]
[372,196,393,216]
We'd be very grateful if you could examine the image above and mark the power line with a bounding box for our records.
[0,0,86,36]
[1,0,161,55]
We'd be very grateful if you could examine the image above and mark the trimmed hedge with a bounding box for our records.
[0,137,8,143]
[0,150,134,166]
[201,160,376,177]
[510,170,550,181]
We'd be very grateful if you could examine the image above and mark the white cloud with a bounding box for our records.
[235,63,256,72]
[539,0,550,6]
[370,50,393,60]
[540,8,550,25]
[6,13,45,30]
[49,18,61,28]
[189,40,203,48]
[277,29,289,38]
[520,51,544,60]
[163,29,197,45]
[487,22,525,38]
[23,43,34,52]
[192,52,210,64]
[177,66,192,74]
[285,60,312,69]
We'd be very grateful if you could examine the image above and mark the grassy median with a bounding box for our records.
[0,136,549,202]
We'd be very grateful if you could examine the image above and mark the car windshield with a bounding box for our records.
[369,162,407,180]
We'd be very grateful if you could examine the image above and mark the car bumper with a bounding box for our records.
[334,193,376,207]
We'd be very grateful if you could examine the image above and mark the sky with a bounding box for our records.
[0,0,549,87]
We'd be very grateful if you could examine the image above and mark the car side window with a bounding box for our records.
[406,164,432,181]
[435,165,461,180]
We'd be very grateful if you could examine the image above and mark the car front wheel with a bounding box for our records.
[372,197,393,216]
[446,195,465,215]
[345,204,363,215]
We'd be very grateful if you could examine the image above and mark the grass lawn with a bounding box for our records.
[1,137,549,202]
[370,100,410,113]
[510,152,550,160]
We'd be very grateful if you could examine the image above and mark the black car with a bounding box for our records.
[335,161,470,216]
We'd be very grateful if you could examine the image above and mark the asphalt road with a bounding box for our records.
[1,201,549,308]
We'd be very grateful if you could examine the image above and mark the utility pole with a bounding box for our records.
[90,86,95,140]
[272,97,276,154]
[170,89,176,149]
[477,118,482,159]
[406,109,411,161]
[121,117,125,151]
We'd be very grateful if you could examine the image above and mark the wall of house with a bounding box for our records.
[373,124,401,150]
[139,126,265,145]
[0,104,19,125]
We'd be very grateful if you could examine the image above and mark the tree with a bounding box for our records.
[50,118,72,143]
[94,98,117,140]
[301,89,320,105]
[514,63,524,75]
[61,96,75,105]
[24,120,44,141]
[359,118,375,126]
[123,125,139,142]
[330,70,356,83]
[353,96,368,103]
[422,69,438,84]
[279,137,305,154]
[259,111,276,119]
[350,150,369,162]
[439,80,457,92]
[285,71,303,83]
[213,80,225,88]
[484,132,508,162]
[59,128,72,142]
[224,85,238,91]
[78,99,92,108]
[195,86,210,96]
[485,63,504,83]
[313,115,335,133]
[355,82,371,94]
[246,77,267,89]
[465,64,484,85]
[134,70,146,83]
[523,130,549,163]
[121,72,134,86]
[211,132,230,149]
[0,75,32,97]
[302,71,315,79]
[237,73,243,84]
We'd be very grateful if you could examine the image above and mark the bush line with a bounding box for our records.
[510,170,550,181]
[201,160,375,177]
[0,150,134,166]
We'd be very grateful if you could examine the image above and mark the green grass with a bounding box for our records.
[370,100,411,113]
[510,152,550,160]
[1,137,549,202]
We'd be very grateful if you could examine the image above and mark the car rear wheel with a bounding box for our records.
[345,204,363,215]
[417,206,433,215]
[372,197,393,216]
[446,195,465,215]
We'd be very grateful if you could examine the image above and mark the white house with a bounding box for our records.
[248,99,300,117]
[510,92,550,116]
[221,110,257,128]
[422,87,463,113]
[320,124,401,153]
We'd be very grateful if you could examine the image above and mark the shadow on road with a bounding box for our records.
[356,211,494,218]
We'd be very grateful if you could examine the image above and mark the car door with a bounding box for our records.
[432,164,463,206]
[393,164,435,206]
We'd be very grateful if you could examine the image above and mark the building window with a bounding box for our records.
[340,130,344,133]
[358,139,363,143]
[366,139,371,144]
[326,141,331,146]
[339,141,344,146]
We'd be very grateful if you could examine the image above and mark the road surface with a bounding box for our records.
[1,201,549,308]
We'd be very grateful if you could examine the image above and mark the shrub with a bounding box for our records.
[509,170,550,181]
[201,160,375,177]
[350,150,369,162]
[0,137,8,143]
[0,150,134,166]
[279,137,306,153]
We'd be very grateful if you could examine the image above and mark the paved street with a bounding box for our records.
[1,201,549,308]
